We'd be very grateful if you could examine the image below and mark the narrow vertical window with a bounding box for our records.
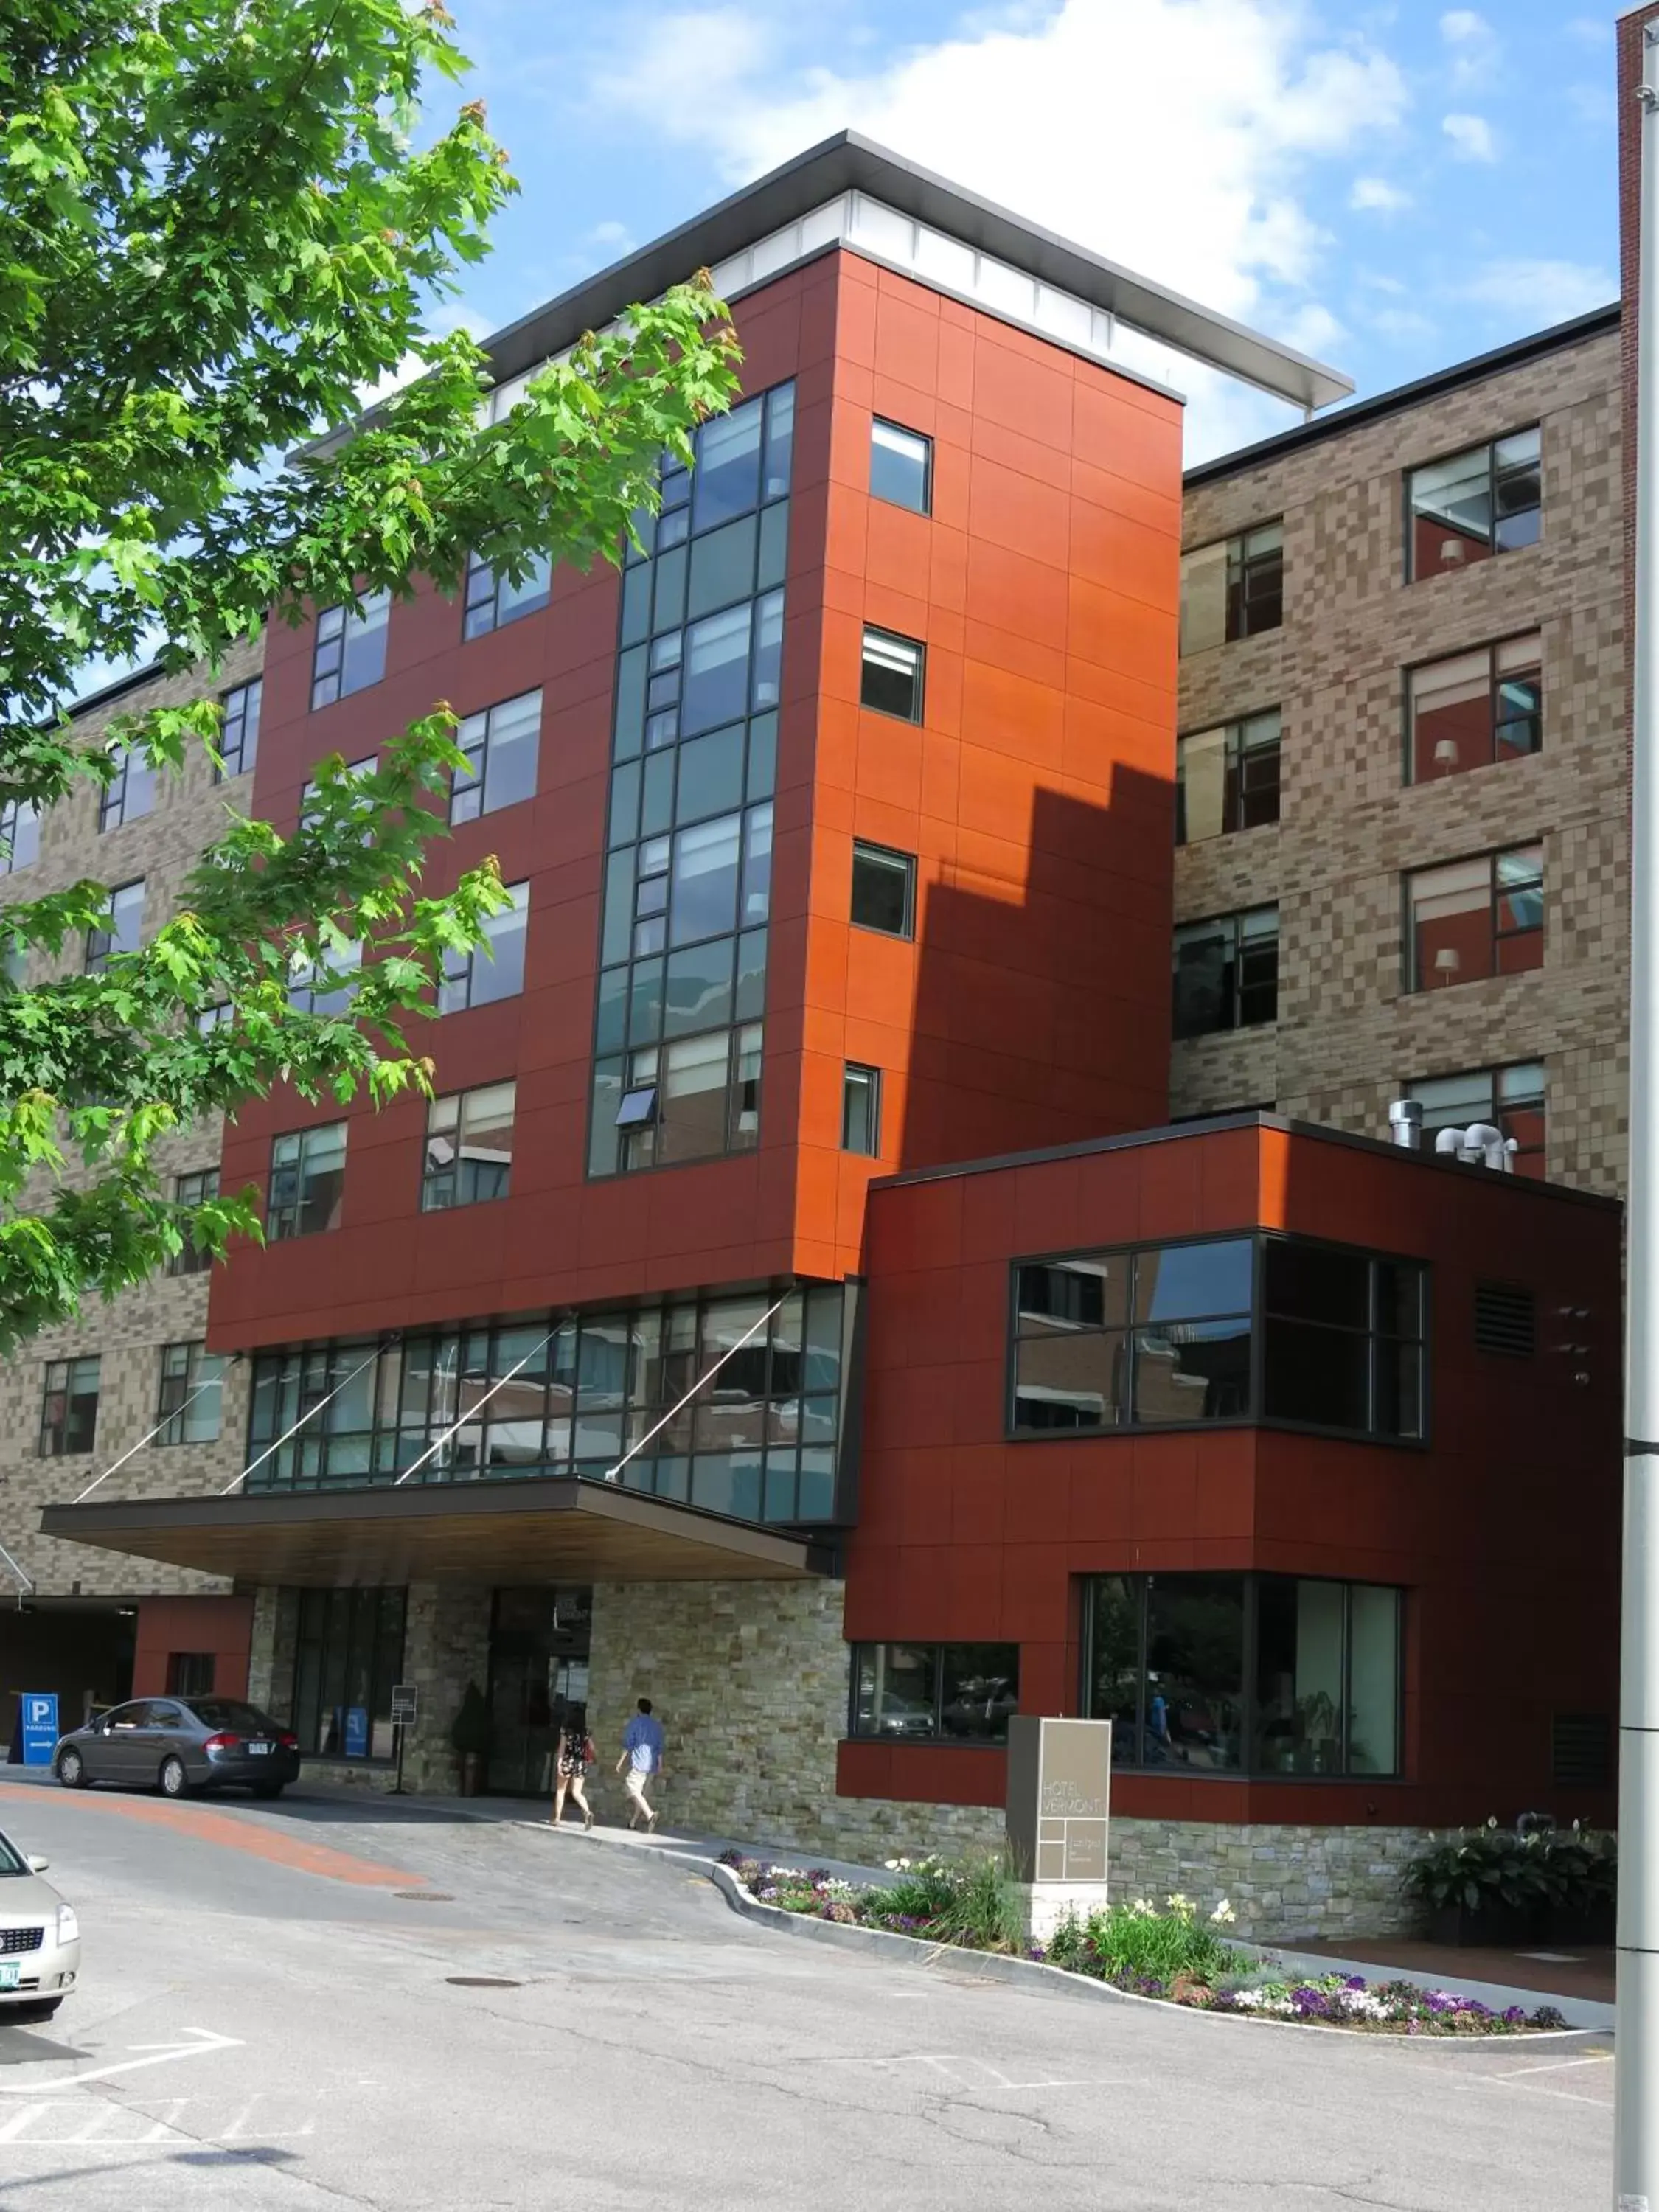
[841,1064,882,1156]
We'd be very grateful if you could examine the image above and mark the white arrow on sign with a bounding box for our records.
[0,2027,243,2095]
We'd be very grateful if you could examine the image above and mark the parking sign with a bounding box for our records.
[20,1694,58,1768]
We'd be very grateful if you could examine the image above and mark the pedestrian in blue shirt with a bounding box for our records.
[616,1697,664,1832]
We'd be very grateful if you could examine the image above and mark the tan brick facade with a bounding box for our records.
[0,640,264,1602]
[1173,319,1628,1197]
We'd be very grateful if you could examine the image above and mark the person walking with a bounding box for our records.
[552,1714,596,1832]
[616,1697,664,1832]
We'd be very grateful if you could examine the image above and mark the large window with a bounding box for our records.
[99,745,156,831]
[1,799,41,876]
[245,1284,846,1525]
[1176,712,1281,844]
[311,588,391,709]
[850,841,916,937]
[291,1588,407,1760]
[1083,1573,1402,1778]
[1408,1063,1545,1179]
[451,690,542,823]
[86,879,145,971]
[1179,524,1284,655]
[1406,844,1543,990]
[156,1341,226,1445]
[463,548,552,640]
[422,1082,515,1209]
[39,1356,100,1456]
[216,679,262,780]
[1408,635,1540,782]
[869,420,932,515]
[268,1123,347,1240]
[860,627,925,721]
[850,1644,1019,1742]
[288,939,362,1017]
[1408,428,1540,581]
[439,882,529,1012]
[594,380,794,1178]
[1012,1234,1427,1443]
[1172,907,1279,1037]
[169,1166,220,1276]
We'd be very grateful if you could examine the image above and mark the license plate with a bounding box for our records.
[247,1743,271,1757]
[0,1964,21,1991]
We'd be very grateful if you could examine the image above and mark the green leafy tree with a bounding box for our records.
[0,1,740,1351]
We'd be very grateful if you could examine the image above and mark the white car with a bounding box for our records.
[0,1828,80,2025]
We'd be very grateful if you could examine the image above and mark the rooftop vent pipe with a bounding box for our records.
[1388,1099,1423,1150]
[1432,1121,1517,1173]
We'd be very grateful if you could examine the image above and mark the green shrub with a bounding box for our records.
[1048,1894,1240,1986]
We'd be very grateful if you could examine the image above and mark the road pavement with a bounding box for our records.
[0,1778,1614,2210]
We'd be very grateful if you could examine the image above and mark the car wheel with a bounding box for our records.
[2,2000,61,2026]
[251,1783,285,1800]
[159,1754,191,1798]
[55,1748,87,1790]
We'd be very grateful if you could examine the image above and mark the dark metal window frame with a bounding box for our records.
[1402,630,1543,785]
[169,1166,220,1277]
[448,689,543,825]
[859,625,926,723]
[421,1081,515,1211]
[85,879,145,972]
[1404,425,1543,584]
[1405,1060,1546,1172]
[1079,1570,1405,1780]
[267,1121,347,1242]
[0,798,41,877]
[98,745,156,833]
[841,1062,883,1156]
[155,1340,224,1447]
[462,547,552,641]
[846,1640,1020,1744]
[38,1354,100,1458]
[869,417,933,515]
[289,1586,408,1762]
[1403,842,1544,992]
[215,678,263,782]
[1172,905,1279,1037]
[849,839,917,938]
[1175,710,1283,844]
[438,882,530,1015]
[310,588,391,711]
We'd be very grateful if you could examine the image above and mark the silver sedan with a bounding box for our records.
[0,1829,80,2025]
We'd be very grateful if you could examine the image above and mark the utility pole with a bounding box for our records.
[1620,24,1659,2207]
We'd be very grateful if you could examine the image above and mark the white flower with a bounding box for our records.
[1210,1899,1237,1924]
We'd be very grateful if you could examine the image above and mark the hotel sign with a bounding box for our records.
[1005,1716,1112,1885]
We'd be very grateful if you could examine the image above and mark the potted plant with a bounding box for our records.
[1539,1826,1617,1945]
[449,1682,490,1797]
[1403,1823,1550,1944]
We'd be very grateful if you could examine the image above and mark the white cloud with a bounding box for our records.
[1462,257,1617,325]
[1349,176,1411,213]
[1442,113,1497,162]
[355,305,493,408]
[1439,10,1500,89]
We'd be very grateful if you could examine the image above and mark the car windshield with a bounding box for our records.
[0,1834,31,1878]
[187,1700,275,1733]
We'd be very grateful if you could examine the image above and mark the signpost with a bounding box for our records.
[389,1684,418,1796]
[19,1694,58,1769]
[1005,1715,1112,1939]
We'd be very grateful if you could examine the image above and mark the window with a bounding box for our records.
[1176,712,1281,844]
[1408,428,1540,581]
[170,1166,220,1276]
[290,1588,407,1759]
[1,799,41,874]
[1083,1573,1401,1777]
[39,1356,100,1456]
[196,1001,234,1034]
[1408,635,1541,782]
[99,744,156,831]
[300,754,376,830]
[1405,844,1543,990]
[1408,1063,1545,1178]
[870,420,932,514]
[611,1022,763,1170]
[216,679,262,780]
[268,1122,347,1240]
[841,1064,882,1156]
[422,1082,515,1209]
[1179,524,1284,654]
[462,548,552,640]
[288,938,362,1017]
[1259,1239,1425,1440]
[439,881,529,1012]
[849,841,916,937]
[1012,1239,1253,1433]
[450,690,541,823]
[156,1341,226,1445]
[166,1652,215,1699]
[311,588,391,709]
[851,1644,1019,1742]
[1172,907,1279,1037]
[860,627,925,721]
[86,880,144,971]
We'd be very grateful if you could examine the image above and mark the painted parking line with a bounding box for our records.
[0,1784,423,1889]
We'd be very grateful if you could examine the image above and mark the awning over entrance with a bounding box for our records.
[39,1477,835,1587]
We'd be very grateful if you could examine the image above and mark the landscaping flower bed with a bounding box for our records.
[716,1853,1571,2036]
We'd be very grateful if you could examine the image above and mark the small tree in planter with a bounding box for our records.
[450,1683,491,1798]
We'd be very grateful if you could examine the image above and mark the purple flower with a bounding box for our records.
[1343,1975,1367,1990]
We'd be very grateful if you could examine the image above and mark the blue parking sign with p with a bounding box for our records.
[21,1694,58,1767]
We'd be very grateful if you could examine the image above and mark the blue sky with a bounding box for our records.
[437,0,1621,461]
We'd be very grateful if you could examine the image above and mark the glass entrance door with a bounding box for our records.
[485,1587,592,1795]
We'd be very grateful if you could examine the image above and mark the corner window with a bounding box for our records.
[1260,1239,1425,1440]
[860,627,925,722]
[1179,524,1283,655]
[268,1123,347,1240]
[169,1167,220,1276]
[39,1356,100,1456]
[438,882,529,1013]
[869,420,932,515]
[311,588,391,709]
[462,549,552,641]
[1408,428,1540,581]
[86,880,145,971]
[216,679,262,781]
[1083,1573,1400,1777]
[291,1588,408,1759]
[156,1342,226,1445]
[98,745,156,832]
[1408,1062,1545,1179]
[1408,635,1541,782]
[841,1063,882,1156]
[850,841,916,937]
[851,1644,1019,1742]
[1172,907,1278,1037]
[1405,844,1543,990]
[422,1082,515,1209]
[1176,712,1281,844]
[451,691,542,824]
[0,800,41,876]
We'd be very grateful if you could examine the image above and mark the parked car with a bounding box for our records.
[53,1697,301,1799]
[0,1828,80,2024]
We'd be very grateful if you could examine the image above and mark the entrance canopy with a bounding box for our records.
[40,1476,833,1587]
